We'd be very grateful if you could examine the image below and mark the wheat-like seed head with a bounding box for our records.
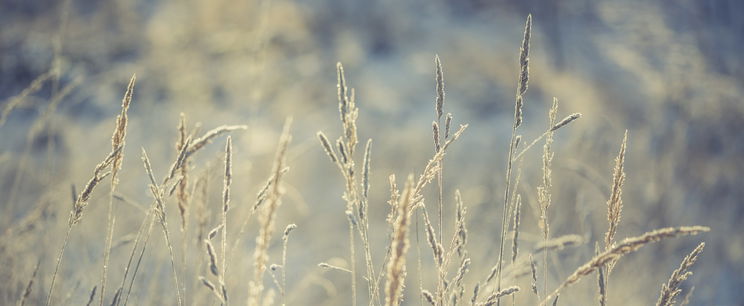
[656,242,705,306]
[533,235,584,253]
[454,190,468,258]
[337,62,349,124]
[283,224,297,240]
[423,209,444,266]
[511,194,522,262]
[540,226,710,305]
[362,139,372,199]
[452,257,471,291]
[537,98,558,236]
[414,124,468,196]
[550,113,582,132]
[250,119,292,305]
[422,290,435,305]
[605,131,628,253]
[513,14,532,128]
[435,54,445,121]
[84,286,97,306]
[69,147,120,225]
[317,131,338,163]
[222,136,232,212]
[199,276,226,304]
[529,254,538,295]
[385,175,415,306]
[205,239,219,276]
[444,113,453,139]
[176,113,190,231]
[110,74,135,187]
[336,137,348,165]
[479,286,520,305]
[186,125,247,158]
[469,283,479,305]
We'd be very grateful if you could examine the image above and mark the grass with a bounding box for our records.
[0,10,718,306]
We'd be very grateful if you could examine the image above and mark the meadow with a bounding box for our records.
[1,0,742,305]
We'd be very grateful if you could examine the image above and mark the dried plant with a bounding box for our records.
[176,113,190,232]
[510,194,522,263]
[597,243,606,306]
[17,261,40,306]
[317,62,379,305]
[656,242,705,306]
[512,111,582,161]
[186,125,248,158]
[281,224,297,305]
[85,286,97,306]
[46,78,132,306]
[116,121,242,306]
[100,73,136,306]
[221,136,232,296]
[7,9,721,306]
[533,235,584,253]
[385,175,415,306]
[141,149,184,306]
[0,70,54,126]
[479,286,520,306]
[536,97,558,300]
[249,119,292,305]
[540,226,710,305]
[605,131,628,254]
[597,131,628,305]
[495,15,532,304]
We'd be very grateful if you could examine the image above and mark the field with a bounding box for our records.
[1,0,742,305]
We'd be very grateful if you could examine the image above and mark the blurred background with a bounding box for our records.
[1,0,742,305]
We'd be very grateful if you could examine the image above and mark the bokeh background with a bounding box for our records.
[1,0,742,305]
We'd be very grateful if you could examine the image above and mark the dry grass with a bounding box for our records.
[0,8,725,306]
[385,175,415,306]
[656,242,706,306]
[249,118,292,305]
[540,226,710,305]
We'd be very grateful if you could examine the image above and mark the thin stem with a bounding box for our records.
[436,118,446,305]
[416,214,423,306]
[159,218,184,306]
[349,217,357,306]
[46,223,73,306]
[99,194,116,306]
[496,125,518,306]
[123,211,156,306]
[114,201,153,306]
[513,130,550,161]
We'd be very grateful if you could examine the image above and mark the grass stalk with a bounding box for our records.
[496,15,531,306]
